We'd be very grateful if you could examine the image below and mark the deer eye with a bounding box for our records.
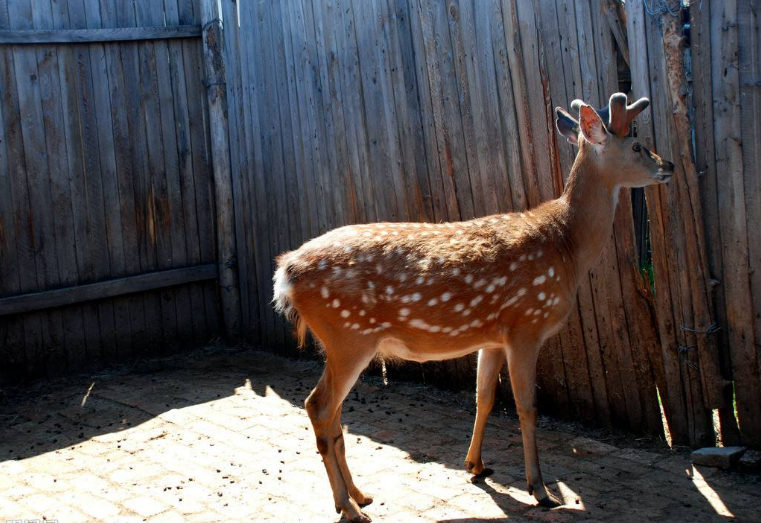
[632,143,642,152]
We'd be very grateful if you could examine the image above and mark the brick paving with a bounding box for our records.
[0,345,758,523]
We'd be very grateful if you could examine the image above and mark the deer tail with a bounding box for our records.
[272,258,308,349]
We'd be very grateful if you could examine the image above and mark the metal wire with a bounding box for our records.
[643,0,688,16]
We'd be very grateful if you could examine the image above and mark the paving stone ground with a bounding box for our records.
[1,345,758,523]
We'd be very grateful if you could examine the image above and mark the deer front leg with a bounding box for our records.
[506,341,561,508]
[465,348,505,477]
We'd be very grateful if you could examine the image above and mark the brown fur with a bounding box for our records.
[272,93,674,522]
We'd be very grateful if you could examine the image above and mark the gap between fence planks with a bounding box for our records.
[0,25,201,44]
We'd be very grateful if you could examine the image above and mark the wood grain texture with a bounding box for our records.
[0,24,201,44]
[0,264,218,316]
[0,0,221,383]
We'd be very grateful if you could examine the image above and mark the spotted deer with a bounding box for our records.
[273,93,674,522]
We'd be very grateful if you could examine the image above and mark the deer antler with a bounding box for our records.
[570,93,649,137]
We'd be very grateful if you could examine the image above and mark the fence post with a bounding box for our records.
[201,0,241,340]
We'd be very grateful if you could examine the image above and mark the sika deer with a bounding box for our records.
[273,93,673,522]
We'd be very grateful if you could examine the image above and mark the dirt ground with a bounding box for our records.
[0,345,758,523]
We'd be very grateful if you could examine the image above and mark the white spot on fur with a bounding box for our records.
[428,298,438,307]
[470,296,483,307]
[409,319,429,330]
[486,284,496,293]
[510,262,518,271]
[453,303,465,312]
[332,299,340,308]
[525,308,534,315]
[359,310,366,316]
[465,274,474,284]
[411,293,421,302]
[351,323,360,329]
[441,292,452,302]
[415,276,425,285]
[549,267,555,277]
[341,310,351,318]
[386,286,395,295]
[533,275,546,286]
[321,286,330,299]
[399,308,410,317]
[538,292,546,301]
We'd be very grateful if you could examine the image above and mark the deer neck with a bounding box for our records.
[559,144,620,282]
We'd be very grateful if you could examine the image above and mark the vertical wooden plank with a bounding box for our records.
[161,0,210,343]
[384,0,435,222]
[500,0,541,208]
[411,0,460,221]
[444,0,486,216]
[637,6,713,446]
[710,0,761,446]
[114,0,164,358]
[333,0,377,224]
[489,0,527,211]
[201,0,242,340]
[133,0,179,352]
[178,0,221,339]
[220,0,254,341]
[30,0,82,376]
[688,0,741,445]
[736,0,761,447]
[625,0,688,442]
[81,0,134,363]
[8,0,66,378]
[0,19,27,381]
[257,0,292,348]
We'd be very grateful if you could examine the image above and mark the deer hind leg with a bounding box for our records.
[506,340,561,508]
[305,347,375,523]
[331,409,373,507]
[465,348,505,477]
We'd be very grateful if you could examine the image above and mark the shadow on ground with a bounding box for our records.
[1,345,758,522]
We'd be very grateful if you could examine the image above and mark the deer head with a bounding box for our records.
[555,93,674,188]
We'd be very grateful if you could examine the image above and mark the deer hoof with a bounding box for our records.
[350,511,372,523]
[357,495,373,507]
[536,492,562,508]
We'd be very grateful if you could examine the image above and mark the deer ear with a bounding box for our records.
[578,104,608,145]
[555,107,579,146]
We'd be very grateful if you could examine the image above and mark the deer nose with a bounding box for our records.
[663,160,675,171]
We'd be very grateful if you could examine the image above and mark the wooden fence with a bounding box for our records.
[1,0,759,449]
[221,0,760,448]
[0,0,229,383]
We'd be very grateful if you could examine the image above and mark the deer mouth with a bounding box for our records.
[654,170,673,183]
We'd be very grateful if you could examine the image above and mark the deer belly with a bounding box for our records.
[378,337,503,363]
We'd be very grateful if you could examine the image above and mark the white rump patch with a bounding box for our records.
[272,266,293,317]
